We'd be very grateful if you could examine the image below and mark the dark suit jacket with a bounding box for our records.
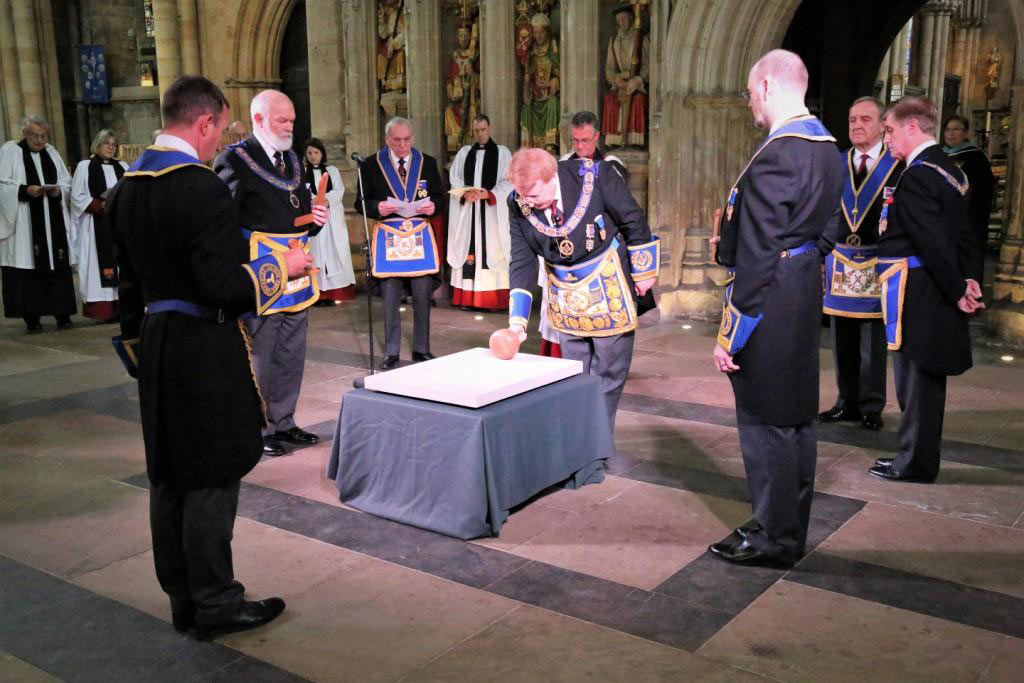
[109,165,264,489]
[717,135,844,426]
[353,148,445,219]
[947,144,995,251]
[878,144,978,376]
[508,159,651,308]
[214,137,316,235]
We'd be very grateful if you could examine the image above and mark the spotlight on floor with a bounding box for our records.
[682,324,692,330]
[474,315,484,321]
[1001,355,1014,362]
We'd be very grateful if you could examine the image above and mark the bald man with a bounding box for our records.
[215,90,327,458]
[710,50,843,567]
[227,121,248,145]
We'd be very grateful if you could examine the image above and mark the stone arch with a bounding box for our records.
[227,0,297,117]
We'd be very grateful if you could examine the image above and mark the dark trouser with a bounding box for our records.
[738,421,817,562]
[150,480,244,625]
[893,351,947,480]
[246,309,308,436]
[831,315,887,414]
[559,331,635,434]
[1,265,76,320]
[381,275,433,357]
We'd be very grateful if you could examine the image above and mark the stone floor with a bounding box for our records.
[1,298,1022,682]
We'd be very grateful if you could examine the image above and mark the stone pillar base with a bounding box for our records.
[985,301,1024,348]
[656,287,724,321]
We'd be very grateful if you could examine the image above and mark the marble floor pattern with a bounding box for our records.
[1,299,1022,683]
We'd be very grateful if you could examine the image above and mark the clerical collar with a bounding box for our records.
[769,106,811,134]
[154,133,199,160]
[906,140,937,166]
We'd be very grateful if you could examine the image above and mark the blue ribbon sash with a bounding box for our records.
[376,148,424,202]
[125,147,207,177]
[841,147,899,231]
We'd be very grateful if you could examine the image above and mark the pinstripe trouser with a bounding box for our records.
[559,331,635,434]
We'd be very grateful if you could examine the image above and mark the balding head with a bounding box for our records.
[227,120,248,143]
[250,90,295,152]
[746,49,809,130]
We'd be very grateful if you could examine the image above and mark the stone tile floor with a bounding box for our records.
[1,299,1022,682]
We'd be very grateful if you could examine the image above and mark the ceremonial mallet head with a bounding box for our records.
[489,329,521,360]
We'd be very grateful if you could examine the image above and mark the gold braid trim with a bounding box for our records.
[237,319,269,426]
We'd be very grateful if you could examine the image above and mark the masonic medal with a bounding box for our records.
[558,238,575,257]
[845,234,862,247]
[726,187,738,222]
[586,224,595,252]
[289,192,300,209]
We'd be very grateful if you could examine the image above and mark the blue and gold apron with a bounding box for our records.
[876,256,923,350]
[370,147,439,277]
[823,244,882,318]
[543,238,637,337]
[243,229,318,314]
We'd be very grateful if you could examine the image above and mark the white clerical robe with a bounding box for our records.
[0,141,74,269]
[447,142,512,305]
[70,158,127,304]
[308,165,356,292]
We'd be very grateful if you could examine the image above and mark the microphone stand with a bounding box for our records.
[352,153,375,376]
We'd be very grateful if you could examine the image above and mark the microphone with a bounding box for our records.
[350,152,365,163]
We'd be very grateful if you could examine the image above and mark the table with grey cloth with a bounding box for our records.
[326,374,612,539]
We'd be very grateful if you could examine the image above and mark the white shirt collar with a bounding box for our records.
[252,127,282,164]
[154,134,199,160]
[769,105,811,134]
[853,140,883,161]
[906,139,937,166]
[389,148,409,168]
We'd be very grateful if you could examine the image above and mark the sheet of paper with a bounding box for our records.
[388,196,431,219]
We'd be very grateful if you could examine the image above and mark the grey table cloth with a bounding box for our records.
[326,374,612,539]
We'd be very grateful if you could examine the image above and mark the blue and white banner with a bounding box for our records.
[80,45,110,105]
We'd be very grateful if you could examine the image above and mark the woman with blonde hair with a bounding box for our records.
[70,128,128,321]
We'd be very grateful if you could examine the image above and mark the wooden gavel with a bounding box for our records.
[293,173,330,227]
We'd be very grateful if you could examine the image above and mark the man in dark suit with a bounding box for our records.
[215,90,327,457]
[109,76,312,638]
[709,50,843,568]
[869,96,983,483]
[819,97,901,431]
[503,147,658,433]
[354,116,445,370]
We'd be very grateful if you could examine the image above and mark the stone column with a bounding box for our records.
[405,0,443,160]
[990,82,1024,344]
[35,0,66,154]
[479,0,517,147]
[307,0,347,162]
[915,11,936,90]
[0,0,24,138]
[153,0,182,97]
[920,0,961,113]
[558,0,600,154]
[341,0,380,165]
[178,0,201,75]
[11,0,45,118]
[888,22,911,98]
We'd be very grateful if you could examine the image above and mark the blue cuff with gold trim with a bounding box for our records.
[716,283,762,354]
[242,252,289,315]
[628,236,660,281]
[509,288,533,328]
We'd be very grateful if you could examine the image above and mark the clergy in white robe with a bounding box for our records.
[303,138,355,304]
[447,115,512,311]
[70,129,128,321]
[0,117,76,332]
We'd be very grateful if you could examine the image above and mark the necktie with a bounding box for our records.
[398,157,407,183]
[551,205,563,227]
[273,151,287,178]
[857,153,869,175]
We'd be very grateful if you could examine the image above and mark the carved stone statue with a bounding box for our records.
[986,45,1002,91]
[519,13,560,151]
[377,0,407,117]
[602,4,649,148]
[445,19,480,154]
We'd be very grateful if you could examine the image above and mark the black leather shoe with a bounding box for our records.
[56,316,74,330]
[818,405,862,423]
[194,598,286,640]
[862,412,883,430]
[868,462,935,483]
[25,322,43,333]
[734,521,763,540]
[172,610,195,633]
[708,538,795,568]
[411,351,436,362]
[873,457,893,467]
[262,437,287,457]
[275,427,319,445]
[380,355,400,370]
